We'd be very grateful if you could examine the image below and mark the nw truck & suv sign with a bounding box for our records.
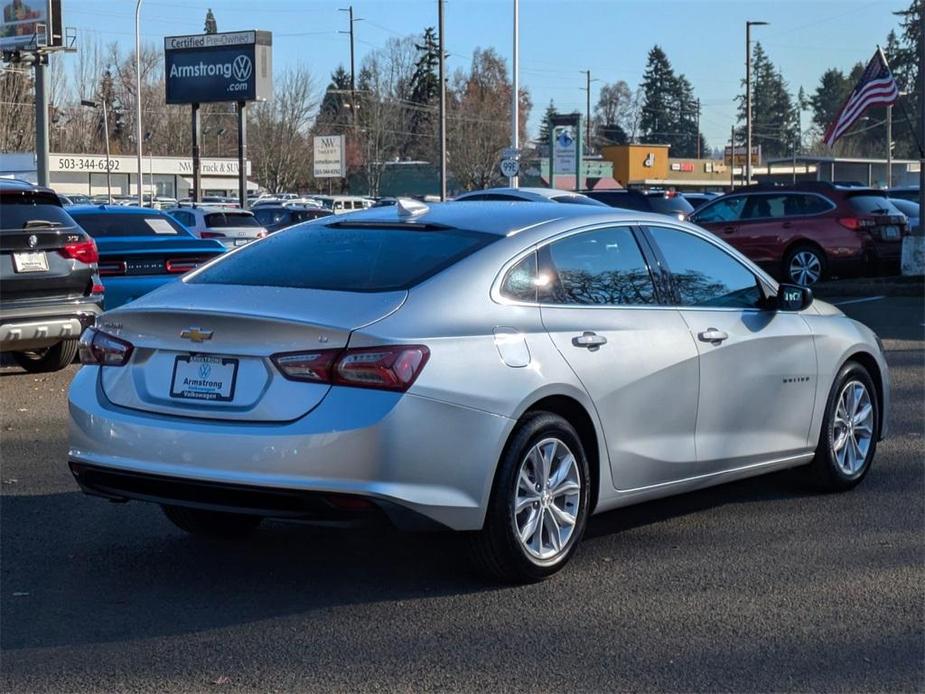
[164,31,272,104]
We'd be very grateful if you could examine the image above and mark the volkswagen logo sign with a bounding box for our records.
[27,234,38,248]
[232,55,252,82]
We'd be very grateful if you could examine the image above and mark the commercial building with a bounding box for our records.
[0,152,257,199]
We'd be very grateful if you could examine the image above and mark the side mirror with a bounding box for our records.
[776,283,813,311]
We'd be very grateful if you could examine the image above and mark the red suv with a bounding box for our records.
[689,183,908,286]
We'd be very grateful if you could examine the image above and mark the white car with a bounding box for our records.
[167,206,267,249]
[312,195,375,214]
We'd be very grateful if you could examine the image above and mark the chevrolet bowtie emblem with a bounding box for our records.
[180,327,214,343]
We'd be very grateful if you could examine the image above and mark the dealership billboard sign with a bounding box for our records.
[164,30,272,104]
[313,135,345,178]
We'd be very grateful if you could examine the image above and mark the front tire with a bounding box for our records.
[471,412,590,583]
[805,361,879,491]
[11,339,78,373]
[162,505,262,539]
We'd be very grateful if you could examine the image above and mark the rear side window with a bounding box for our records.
[71,212,190,237]
[648,226,762,308]
[846,194,902,216]
[170,211,195,227]
[540,227,656,306]
[205,212,260,228]
[190,224,498,292]
[500,252,538,302]
[0,194,75,231]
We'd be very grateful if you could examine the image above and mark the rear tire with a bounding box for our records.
[784,244,826,286]
[803,361,879,492]
[162,505,262,539]
[471,412,590,583]
[11,339,79,373]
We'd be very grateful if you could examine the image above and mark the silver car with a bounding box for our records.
[68,201,890,582]
[166,206,267,249]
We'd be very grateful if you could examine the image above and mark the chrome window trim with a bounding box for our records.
[695,191,836,224]
[491,221,660,310]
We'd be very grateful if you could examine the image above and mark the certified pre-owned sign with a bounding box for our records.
[164,30,272,105]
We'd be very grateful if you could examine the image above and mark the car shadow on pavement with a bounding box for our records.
[1,468,820,653]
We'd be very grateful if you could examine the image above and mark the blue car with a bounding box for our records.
[68,206,226,309]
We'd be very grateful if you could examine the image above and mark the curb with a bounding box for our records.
[813,276,925,298]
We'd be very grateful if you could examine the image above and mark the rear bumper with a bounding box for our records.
[0,296,100,351]
[68,366,513,531]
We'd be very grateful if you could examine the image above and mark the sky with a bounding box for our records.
[58,0,903,150]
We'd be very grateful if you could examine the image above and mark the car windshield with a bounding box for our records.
[550,195,606,207]
[204,212,261,228]
[889,198,918,217]
[189,224,498,292]
[70,212,191,237]
[846,193,903,216]
[647,194,695,216]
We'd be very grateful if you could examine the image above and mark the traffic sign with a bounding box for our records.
[500,159,520,178]
[501,147,521,160]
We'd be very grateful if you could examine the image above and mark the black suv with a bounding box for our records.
[583,189,695,219]
[1,180,102,372]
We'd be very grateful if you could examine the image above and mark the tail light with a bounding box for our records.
[59,238,99,264]
[91,283,105,295]
[98,260,127,276]
[165,257,207,273]
[272,345,429,392]
[200,231,226,239]
[78,327,134,366]
[837,217,875,231]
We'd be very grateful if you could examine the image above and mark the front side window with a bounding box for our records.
[540,227,656,306]
[648,226,763,309]
[693,196,746,223]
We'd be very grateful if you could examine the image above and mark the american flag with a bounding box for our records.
[823,48,899,147]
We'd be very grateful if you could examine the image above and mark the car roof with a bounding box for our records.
[321,200,663,236]
[67,204,170,215]
[457,187,588,200]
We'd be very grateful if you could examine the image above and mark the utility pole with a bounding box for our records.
[583,70,591,153]
[746,20,768,185]
[510,0,519,187]
[134,0,144,206]
[919,2,924,223]
[34,57,49,187]
[886,105,892,188]
[438,0,447,200]
[339,6,360,129]
[695,97,701,159]
[730,124,736,191]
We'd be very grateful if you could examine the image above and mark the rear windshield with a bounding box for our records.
[0,194,76,231]
[204,212,260,228]
[647,194,695,216]
[189,223,498,292]
[70,212,191,237]
[550,195,605,206]
[846,194,902,216]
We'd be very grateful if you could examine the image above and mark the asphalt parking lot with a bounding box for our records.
[1,297,923,693]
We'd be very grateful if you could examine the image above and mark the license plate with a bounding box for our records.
[12,251,48,273]
[170,355,238,401]
[233,239,250,246]
[881,225,899,241]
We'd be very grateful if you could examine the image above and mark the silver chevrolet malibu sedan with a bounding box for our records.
[68,201,889,582]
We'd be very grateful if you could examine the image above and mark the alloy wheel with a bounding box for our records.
[832,380,874,475]
[789,251,822,286]
[513,437,581,561]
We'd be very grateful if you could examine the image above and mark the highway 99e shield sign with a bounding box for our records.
[164,30,272,104]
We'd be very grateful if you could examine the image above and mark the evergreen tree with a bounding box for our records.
[316,66,353,132]
[638,46,702,156]
[737,42,798,159]
[204,8,217,34]
[406,27,440,160]
[810,68,851,132]
[537,100,558,144]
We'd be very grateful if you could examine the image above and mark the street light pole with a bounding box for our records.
[746,20,768,186]
[339,6,361,130]
[438,0,447,200]
[82,98,112,204]
[510,0,519,188]
[134,0,144,206]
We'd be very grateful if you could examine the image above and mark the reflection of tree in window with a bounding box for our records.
[673,270,760,308]
[553,269,656,305]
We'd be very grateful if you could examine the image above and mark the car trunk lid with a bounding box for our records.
[98,282,406,421]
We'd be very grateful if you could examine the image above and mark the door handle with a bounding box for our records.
[572,331,608,349]
[722,226,735,234]
[698,328,729,344]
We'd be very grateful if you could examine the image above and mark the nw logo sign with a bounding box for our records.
[232,55,252,82]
